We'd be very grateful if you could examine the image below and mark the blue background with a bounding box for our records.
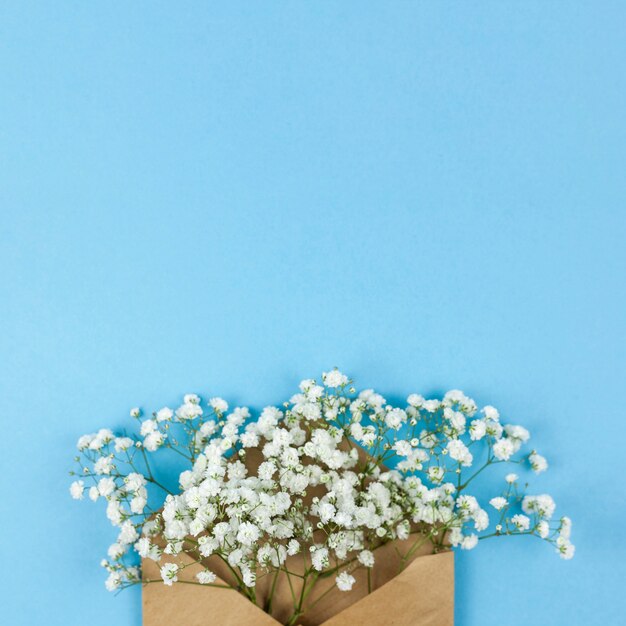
[1,3,624,625]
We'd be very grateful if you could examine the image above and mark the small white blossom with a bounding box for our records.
[77,434,93,450]
[358,550,375,568]
[335,571,356,591]
[529,452,548,474]
[311,546,329,571]
[322,369,348,388]
[385,408,407,431]
[556,537,575,559]
[160,563,179,586]
[461,535,478,550]
[447,439,473,466]
[94,456,114,475]
[559,516,572,540]
[511,514,530,531]
[522,494,556,519]
[537,521,550,539]
[469,419,487,441]
[70,480,85,500]
[504,424,530,444]
[489,497,507,511]
[482,406,499,421]
[407,394,424,408]
[156,407,173,422]
[237,522,260,546]
[492,438,515,461]
[143,430,165,451]
[97,477,116,497]
[114,437,134,452]
[105,572,122,591]
[176,403,202,420]
[196,570,217,584]
[210,397,228,413]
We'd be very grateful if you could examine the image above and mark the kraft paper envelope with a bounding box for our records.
[143,445,454,625]
[142,547,454,626]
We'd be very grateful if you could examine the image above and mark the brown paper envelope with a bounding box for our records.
[143,444,454,625]
[142,550,454,626]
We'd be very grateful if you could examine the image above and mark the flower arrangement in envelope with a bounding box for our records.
[70,370,574,625]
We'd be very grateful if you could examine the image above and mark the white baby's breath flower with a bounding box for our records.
[428,466,445,483]
[504,424,530,443]
[511,514,531,531]
[156,407,173,422]
[522,494,556,519]
[77,434,93,450]
[422,399,440,413]
[473,509,489,531]
[105,572,122,592]
[482,406,499,421]
[446,439,473,466]
[559,516,572,540]
[196,570,217,584]
[287,539,301,556]
[335,571,356,591]
[134,537,151,558]
[114,437,134,452]
[358,550,375,568]
[118,520,139,545]
[237,522,260,546]
[322,369,348,388]
[556,537,575,559]
[529,452,548,474]
[70,480,85,500]
[94,456,114,475]
[107,543,124,560]
[311,546,329,571]
[242,569,256,587]
[489,497,507,511]
[140,419,157,436]
[537,521,550,539]
[210,397,228,413]
[407,393,425,408]
[71,368,575,597]
[143,430,165,451]
[176,403,202,420]
[385,408,407,430]
[160,563,179,586]
[461,535,478,550]
[97,477,116,497]
[469,419,487,441]
[492,438,515,461]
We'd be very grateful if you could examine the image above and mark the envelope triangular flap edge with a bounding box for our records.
[142,550,454,626]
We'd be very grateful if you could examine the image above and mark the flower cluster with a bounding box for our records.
[70,370,573,622]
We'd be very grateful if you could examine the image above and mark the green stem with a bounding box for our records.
[458,458,500,491]
[265,568,281,614]
[141,578,232,589]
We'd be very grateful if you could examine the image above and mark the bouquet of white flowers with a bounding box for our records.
[70,370,573,626]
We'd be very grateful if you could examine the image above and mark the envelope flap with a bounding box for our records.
[142,550,454,626]
[320,551,454,626]
[142,552,283,626]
